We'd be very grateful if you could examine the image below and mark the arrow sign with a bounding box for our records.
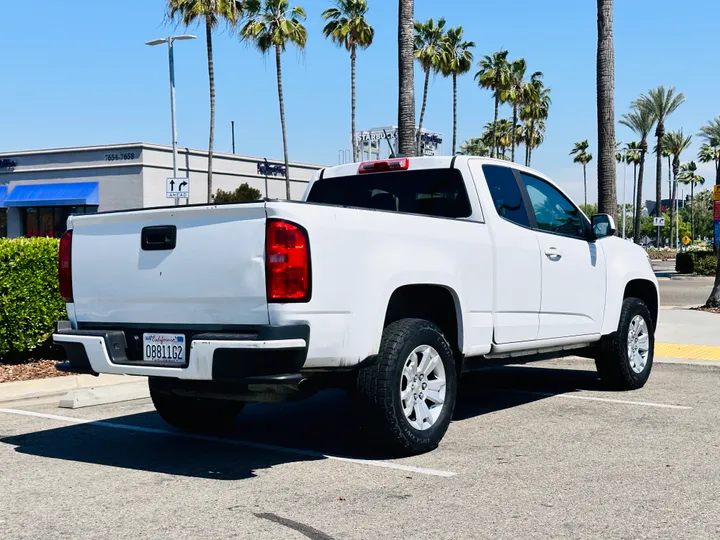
[167,177,190,199]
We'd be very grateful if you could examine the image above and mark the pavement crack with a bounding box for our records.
[253,512,337,540]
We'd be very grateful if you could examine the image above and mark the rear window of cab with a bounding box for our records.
[306,169,472,219]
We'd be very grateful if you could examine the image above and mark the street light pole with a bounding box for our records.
[146,34,196,206]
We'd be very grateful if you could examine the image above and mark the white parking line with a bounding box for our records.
[498,390,692,410]
[0,408,456,478]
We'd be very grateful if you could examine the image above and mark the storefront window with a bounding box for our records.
[21,206,98,238]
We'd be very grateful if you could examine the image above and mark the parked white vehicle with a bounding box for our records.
[54,156,658,455]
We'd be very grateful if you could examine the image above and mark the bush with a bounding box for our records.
[213,183,262,203]
[647,247,677,261]
[0,238,66,358]
[676,249,717,276]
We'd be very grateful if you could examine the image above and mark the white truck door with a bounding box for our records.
[475,163,542,344]
[518,172,607,339]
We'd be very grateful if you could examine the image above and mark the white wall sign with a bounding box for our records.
[166,177,189,198]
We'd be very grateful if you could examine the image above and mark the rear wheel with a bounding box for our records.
[595,297,654,390]
[357,318,457,456]
[149,378,244,433]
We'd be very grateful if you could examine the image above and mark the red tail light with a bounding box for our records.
[358,158,409,174]
[266,220,310,302]
[59,230,73,302]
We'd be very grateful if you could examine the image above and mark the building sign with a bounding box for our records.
[257,162,286,177]
[355,126,444,157]
[0,158,17,169]
[104,152,137,162]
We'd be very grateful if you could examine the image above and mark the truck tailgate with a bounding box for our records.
[69,203,269,326]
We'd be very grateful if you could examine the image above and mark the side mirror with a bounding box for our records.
[591,214,616,239]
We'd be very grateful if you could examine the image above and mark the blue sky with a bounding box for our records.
[0,0,717,203]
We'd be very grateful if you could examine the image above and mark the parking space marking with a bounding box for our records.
[0,408,456,478]
[655,343,720,361]
[498,390,692,410]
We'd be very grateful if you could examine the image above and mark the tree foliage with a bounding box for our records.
[213,183,262,203]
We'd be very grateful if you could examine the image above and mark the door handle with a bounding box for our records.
[141,225,177,251]
[545,247,562,260]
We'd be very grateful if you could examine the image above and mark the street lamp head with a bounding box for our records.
[146,35,196,46]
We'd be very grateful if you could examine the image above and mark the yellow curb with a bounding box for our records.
[655,343,720,361]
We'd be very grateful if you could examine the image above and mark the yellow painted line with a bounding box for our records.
[655,343,720,361]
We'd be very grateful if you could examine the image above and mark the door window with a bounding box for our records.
[481,165,530,227]
[520,173,587,239]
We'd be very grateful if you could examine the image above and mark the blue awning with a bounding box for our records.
[0,186,7,208]
[4,182,99,207]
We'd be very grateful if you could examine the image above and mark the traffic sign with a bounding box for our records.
[714,184,720,201]
[682,235,691,246]
[166,177,189,198]
[653,217,665,227]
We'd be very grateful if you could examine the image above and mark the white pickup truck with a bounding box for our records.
[54,156,658,455]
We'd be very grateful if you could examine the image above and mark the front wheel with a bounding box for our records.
[357,318,458,456]
[595,297,654,390]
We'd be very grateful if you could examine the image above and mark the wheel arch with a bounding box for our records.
[624,279,659,330]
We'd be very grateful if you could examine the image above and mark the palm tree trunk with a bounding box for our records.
[397,0,415,157]
[205,16,215,203]
[669,169,677,248]
[667,155,671,206]
[351,45,358,162]
[527,121,534,166]
[655,131,663,246]
[633,154,646,244]
[583,164,588,208]
[452,74,458,155]
[274,46,291,200]
[708,258,720,307]
[492,94,499,158]
[690,182,695,241]
[511,102,518,162]
[596,0,617,222]
[416,67,430,155]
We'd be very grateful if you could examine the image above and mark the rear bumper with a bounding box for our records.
[53,322,309,381]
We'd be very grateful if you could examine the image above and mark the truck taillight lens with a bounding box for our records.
[58,230,73,302]
[266,220,311,302]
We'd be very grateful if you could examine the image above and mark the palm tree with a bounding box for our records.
[398,0,415,157]
[663,130,692,247]
[167,0,241,203]
[519,72,550,166]
[625,141,642,222]
[677,161,705,241]
[414,17,446,155]
[570,140,593,207]
[440,26,474,155]
[459,137,490,156]
[620,105,656,244]
[475,50,510,158]
[698,144,720,184]
[698,116,720,184]
[635,86,686,245]
[322,0,375,162]
[500,59,529,162]
[482,119,513,159]
[597,0,617,221]
[241,0,307,200]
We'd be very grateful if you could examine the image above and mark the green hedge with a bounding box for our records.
[0,238,66,358]
[676,251,718,276]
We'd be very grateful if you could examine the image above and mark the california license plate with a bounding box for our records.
[143,333,186,363]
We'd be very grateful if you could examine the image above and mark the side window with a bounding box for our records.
[520,173,587,239]
[481,165,530,227]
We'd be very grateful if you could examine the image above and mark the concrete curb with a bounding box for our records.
[59,381,149,409]
[0,374,145,403]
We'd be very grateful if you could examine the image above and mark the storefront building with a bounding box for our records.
[0,143,323,238]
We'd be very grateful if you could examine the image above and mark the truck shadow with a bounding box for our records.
[1,365,601,480]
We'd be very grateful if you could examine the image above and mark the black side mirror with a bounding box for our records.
[591,214,616,239]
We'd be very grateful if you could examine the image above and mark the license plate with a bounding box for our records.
[143,333,186,363]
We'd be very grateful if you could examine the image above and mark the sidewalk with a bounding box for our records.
[656,309,720,362]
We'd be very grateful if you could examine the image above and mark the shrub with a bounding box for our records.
[676,249,717,276]
[0,238,66,358]
[213,183,262,203]
[647,247,677,261]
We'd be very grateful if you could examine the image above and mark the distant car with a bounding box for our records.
[53,156,659,455]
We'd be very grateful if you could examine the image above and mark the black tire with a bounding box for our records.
[357,318,458,456]
[149,378,244,433]
[595,297,654,390]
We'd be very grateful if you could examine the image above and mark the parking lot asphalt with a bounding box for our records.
[1,357,719,540]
